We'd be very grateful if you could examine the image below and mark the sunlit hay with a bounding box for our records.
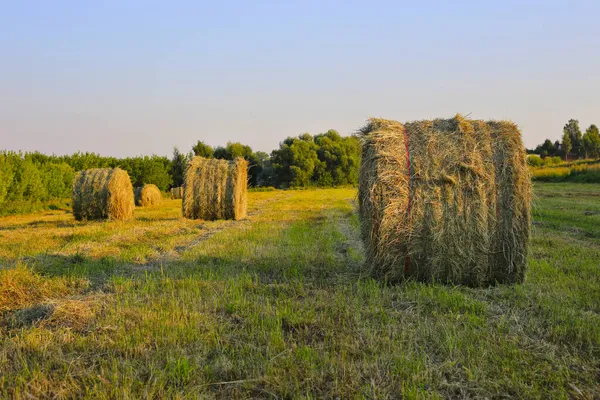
[170,186,183,199]
[358,115,531,286]
[72,168,134,221]
[489,121,532,284]
[0,265,88,312]
[41,296,104,331]
[134,184,162,207]
[182,157,248,220]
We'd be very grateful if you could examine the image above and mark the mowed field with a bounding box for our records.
[0,184,599,399]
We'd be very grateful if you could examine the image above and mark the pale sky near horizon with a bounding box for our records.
[1,1,599,158]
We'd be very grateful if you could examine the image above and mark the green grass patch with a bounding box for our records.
[0,186,598,398]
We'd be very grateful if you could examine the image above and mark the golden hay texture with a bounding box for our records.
[134,184,162,207]
[170,186,183,199]
[358,115,531,287]
[72,168,134,221]
[182,157,248,220]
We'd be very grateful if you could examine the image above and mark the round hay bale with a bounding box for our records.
[170,186,183,199]
[358,115,531,287]
[182,157,248,220]
[134,184,162,207]
[71,168,134,221]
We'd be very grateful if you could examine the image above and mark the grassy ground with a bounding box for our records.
[0,184,598,399]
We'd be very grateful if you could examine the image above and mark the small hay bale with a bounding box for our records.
[72,168,134,221]
[358,115,531,287]
[182,157,248,220]
[170,186,183,199]
[134,184,162,207]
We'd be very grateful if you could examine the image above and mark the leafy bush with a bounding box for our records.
[0,152,78,214]
[270,131,360,188]
[531,162,600,183]
[542,156,563,166]
[42,163,75,199]
[527,155,543,167]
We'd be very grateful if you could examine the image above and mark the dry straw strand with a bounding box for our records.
[134,184,162,207]
[182,157,248,220]
[358,115,531,287]
[72,168,134,221]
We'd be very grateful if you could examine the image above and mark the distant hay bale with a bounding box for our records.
[170,186,183,199]
[134,184,162,207]
[72,168,134,221]
[358,115,531,287]
[182,157,248,220]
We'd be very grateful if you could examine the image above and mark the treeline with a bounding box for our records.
[0,151,172,213]
[0,129,361,213]
[530,119,600,160]
[183,130,361,188]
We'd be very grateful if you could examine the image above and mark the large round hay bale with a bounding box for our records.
[134,184,162,207]
[170,186,183,199]
[72,168,134,221]
[358,115,531,286]
[182,157,248,220]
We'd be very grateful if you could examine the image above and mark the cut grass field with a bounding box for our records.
[0,184,598,398]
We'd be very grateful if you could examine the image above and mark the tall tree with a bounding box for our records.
[192,141,214,158]
[534,139,557,158]
[561,130,572,161]
[170,147,187,187]
[563,119,583,159]
[271,134,320,187]
[583,124,600,159]
[213,142,262,187]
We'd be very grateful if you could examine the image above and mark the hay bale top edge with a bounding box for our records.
[359,114,521,139]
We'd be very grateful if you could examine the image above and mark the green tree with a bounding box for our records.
[583,124,600,159]
[313,130,360,186]
[563,119,583,159]
[120,156,172,191]
[256,152,275,187]
[270,131,361,188]
[0,153,16,207]
[561,130,572,161]
[192,141,214,158]
[214,142,262,187]
[271,134,320,187]
[170,148,187,187]
[42,163,75,199]
[527,155,543,167]
[534,139,557,158]
[9,158,47,202]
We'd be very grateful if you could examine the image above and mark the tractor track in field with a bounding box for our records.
[136,192,291,270]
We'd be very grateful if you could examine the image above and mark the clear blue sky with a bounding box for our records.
[1,1,599,157]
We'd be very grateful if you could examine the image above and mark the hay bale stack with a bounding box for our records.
[170,186,183,199]
[358,115,531,286]
[182,157,248,220]
[134,184,162,207]
[72,168,134,221]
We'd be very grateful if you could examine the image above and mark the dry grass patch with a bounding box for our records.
[0,265,103,332]
[0,265,88,312]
